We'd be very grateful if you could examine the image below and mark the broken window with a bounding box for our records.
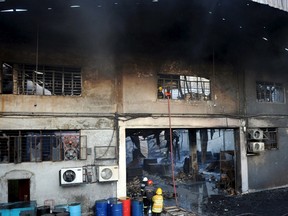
[1,63,82,96]
[157,74,211,100]
[256,81,284,103]
[0,130,87,163]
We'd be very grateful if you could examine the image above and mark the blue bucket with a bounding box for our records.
[95,199,108,216]
[111,202,122,216]
[0,209,10,216]
[132,200,143,216]
[68,203,81,216]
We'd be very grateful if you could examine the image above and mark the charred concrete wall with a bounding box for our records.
[121,59,240,115]
[244,67,288,191]
[0,43,287,212]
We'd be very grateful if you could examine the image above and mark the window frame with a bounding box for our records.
[247,127,278,151]
[1,63,82,96]
[256,81,284,103]
[0,130,87,163]
[157,74,211,101]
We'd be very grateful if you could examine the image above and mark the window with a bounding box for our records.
[262,128,277,150]
[247,128,278,150]
[157,74,211,100]
[1,63,82,96]
[0,130,87,163]
[256,81,284,103]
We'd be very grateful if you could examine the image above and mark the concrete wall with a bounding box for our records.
[1,44,288,212]
[244,67,288,191]
[121,60,240,115]
[0,117,118,214]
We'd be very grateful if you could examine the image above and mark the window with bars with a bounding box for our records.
[0,130,87,163]
[247,128,278,150]
[256,81,284,103]
[1,63,82,96]
[262,128,278,150]
[157,74,211,100]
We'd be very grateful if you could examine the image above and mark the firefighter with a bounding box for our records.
[144,179,155,215]
[141,177,148,195]
[141,176,148,212]
[152,188,164,216]
[157,86,164,99]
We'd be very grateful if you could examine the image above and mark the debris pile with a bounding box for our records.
[126,177,142,198]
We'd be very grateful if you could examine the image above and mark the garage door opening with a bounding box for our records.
[8,179,30,202]
[125,128,238,211]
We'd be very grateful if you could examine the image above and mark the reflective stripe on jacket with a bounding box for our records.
[152,194,163,213]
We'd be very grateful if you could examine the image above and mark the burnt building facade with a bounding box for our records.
[0,0,288,214]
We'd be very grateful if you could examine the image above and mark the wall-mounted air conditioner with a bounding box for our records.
[59,167,84,186]
[248,129,264,140]
[248,142,265,153]
[97,165,119,182]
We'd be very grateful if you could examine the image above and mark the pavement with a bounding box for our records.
[194,187,288,216]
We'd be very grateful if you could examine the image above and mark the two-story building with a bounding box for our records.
[1,0,288,214]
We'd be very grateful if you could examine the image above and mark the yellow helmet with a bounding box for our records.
[158,86,163,91]
[156,188,162,195]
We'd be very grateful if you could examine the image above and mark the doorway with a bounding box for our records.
[125,128,238,211]
[8,179,30,202]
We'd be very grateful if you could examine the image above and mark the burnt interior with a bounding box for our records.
[126,128,238,210]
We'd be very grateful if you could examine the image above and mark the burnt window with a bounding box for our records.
[0,130,87,163]
[1,63,82,96]
[157,74,211,100]
[256,81,284,103]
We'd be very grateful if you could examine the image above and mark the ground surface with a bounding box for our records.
[199,187,288,216]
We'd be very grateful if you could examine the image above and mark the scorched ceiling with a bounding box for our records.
[1,0,288,65]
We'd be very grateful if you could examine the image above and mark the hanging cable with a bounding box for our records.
[166,91,178,206]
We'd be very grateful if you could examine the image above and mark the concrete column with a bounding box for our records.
[117,124,127,197]
[240,126,249,193]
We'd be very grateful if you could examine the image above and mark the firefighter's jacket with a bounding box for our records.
[152,194,163,213]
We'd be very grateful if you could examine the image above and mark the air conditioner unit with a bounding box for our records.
[248,129,264,140]
[248,142,265,153]
[97,165,119,182]
[59,167,84,186]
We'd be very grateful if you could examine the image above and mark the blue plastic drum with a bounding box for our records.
[132,200,143,216]
[95,199,108,216]
[111,202,122,216]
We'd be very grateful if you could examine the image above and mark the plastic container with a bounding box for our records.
[107,198,118,216]
[68,203,81,216]
[54,204,69,212]
[119,197,131,216]
[111,202,122,216]
[37,206,51,216]
[95,199,108,216]
[132,200,143,216]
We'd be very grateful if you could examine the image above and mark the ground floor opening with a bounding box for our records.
[125,128,239,212]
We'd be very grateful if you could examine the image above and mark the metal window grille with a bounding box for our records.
[263,128,278,150]
[0,131,86,163]
[2,63,82,96]
[157,74,211,100]
[256,81,284,103]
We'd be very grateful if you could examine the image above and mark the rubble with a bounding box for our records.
[127,177,142,198]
